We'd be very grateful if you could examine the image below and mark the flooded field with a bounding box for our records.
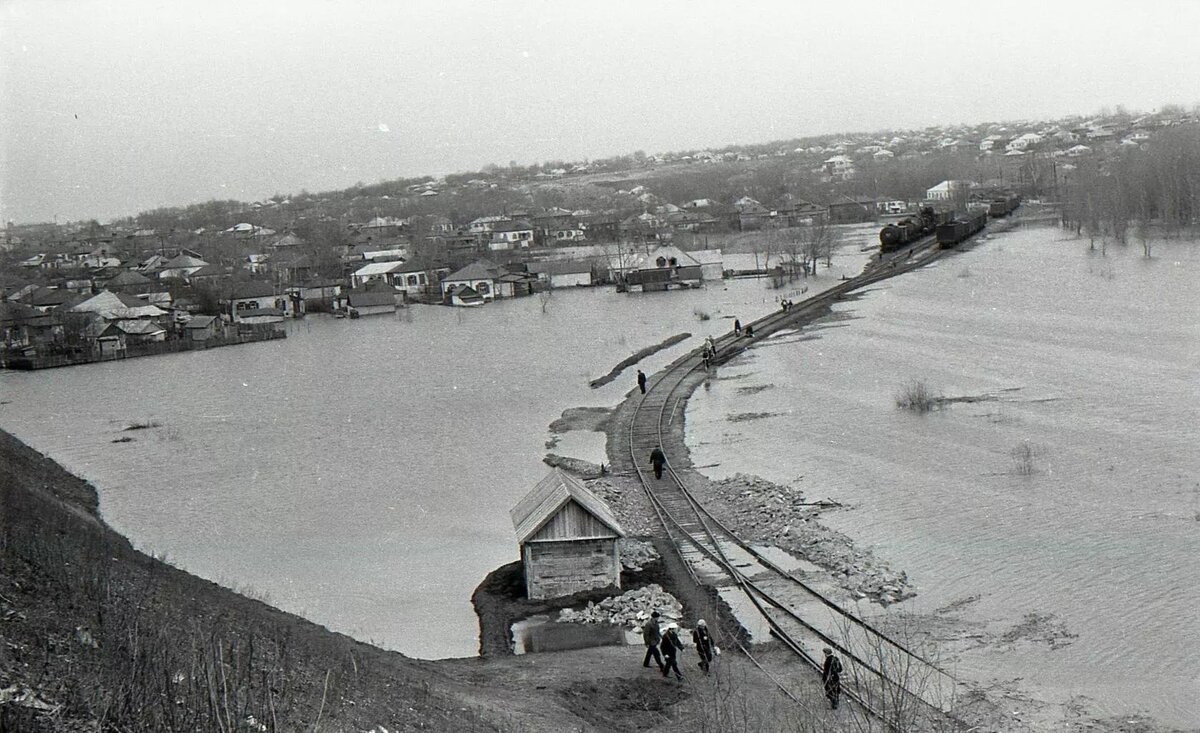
[686,228,1200,728]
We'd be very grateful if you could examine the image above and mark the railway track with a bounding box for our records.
[626,234,968,731]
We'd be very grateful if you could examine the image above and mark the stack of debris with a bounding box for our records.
[617,539,659,571]
[556,584,682,629]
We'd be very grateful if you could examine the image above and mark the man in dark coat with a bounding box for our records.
[637,369,647,394]
[733,318,742,335]
[692,619,715,673]
[822,647,843,709]
[641,612,664,673]
[660,623,684,680]
[649,446,666,480]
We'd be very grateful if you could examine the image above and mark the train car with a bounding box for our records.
[936,210,988,248]
[987,194,1021,218]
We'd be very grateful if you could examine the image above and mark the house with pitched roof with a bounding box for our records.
[488,219,535,250]
[158,254,210,281]
[227,281,289,323]
[510,469,625,600]
[441,259,505,302]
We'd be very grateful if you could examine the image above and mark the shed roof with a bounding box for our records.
[184,315,220,329]
[510,469,625,545]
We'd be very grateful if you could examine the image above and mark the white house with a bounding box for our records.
[468,215,510,235]
[228,281,290,323]
[488,219,535,250]
[442,260,505,302]
[390,265,450,299]
[821,155,855,181]
[350,260,408,289]
[925,180,972,201]
[1006,133,1043,152]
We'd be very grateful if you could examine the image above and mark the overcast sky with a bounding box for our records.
[2,0,1198,224]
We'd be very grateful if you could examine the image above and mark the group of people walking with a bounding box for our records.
[639,610,842,709]
[640,612,718,681]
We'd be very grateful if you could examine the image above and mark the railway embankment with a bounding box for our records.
[595,313,916,609]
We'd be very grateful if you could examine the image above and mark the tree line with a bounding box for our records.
[1061,125,1200,256]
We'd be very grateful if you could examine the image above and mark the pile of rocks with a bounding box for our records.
[704,473,916,605]
[586,478,659,536]
[556,584,683,629]
[617,539,659,572]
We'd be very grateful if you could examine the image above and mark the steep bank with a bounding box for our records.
[0,429,590,732]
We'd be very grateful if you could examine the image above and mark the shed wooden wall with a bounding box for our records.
[528,500,617,543]
[523,538,620,600]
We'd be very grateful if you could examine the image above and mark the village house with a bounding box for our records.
[441,259,505,302]
[510,468,625,601]
[468,215,510,235]
[350,260,408,289]
[158,254,210,281]
[69,290,169,323]
[95,319,168,357]
[821,155,855,181]
[389,264,450,301]
[345,285,398,317]
[617,245,704,292]
[734,197,772,230]
[925,180,973,201]
[183,315,224,342]
[827,195,877,224]
[488,219,535,250]
[526,260,595,288]
[104,269,156,295]
[227,281,290,324]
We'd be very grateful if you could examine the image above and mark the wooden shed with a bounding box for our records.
[510,469,625,600]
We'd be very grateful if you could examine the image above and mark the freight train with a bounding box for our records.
[935,209,988,247]
[987,194,1021,217]
[878,206,950,252]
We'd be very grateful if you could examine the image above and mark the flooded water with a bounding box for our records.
[0,264,866,660]
[686,229,1200,728]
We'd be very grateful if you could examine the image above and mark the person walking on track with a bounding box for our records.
[692,619,715,673]
[641,612,665,673]
[660,623,685,681]
[649,446,667,480]
[733,318,742,336]
[822,647,843,709]
[637,369,647,394]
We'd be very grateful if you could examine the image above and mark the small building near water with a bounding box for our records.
[510,469,625,600]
